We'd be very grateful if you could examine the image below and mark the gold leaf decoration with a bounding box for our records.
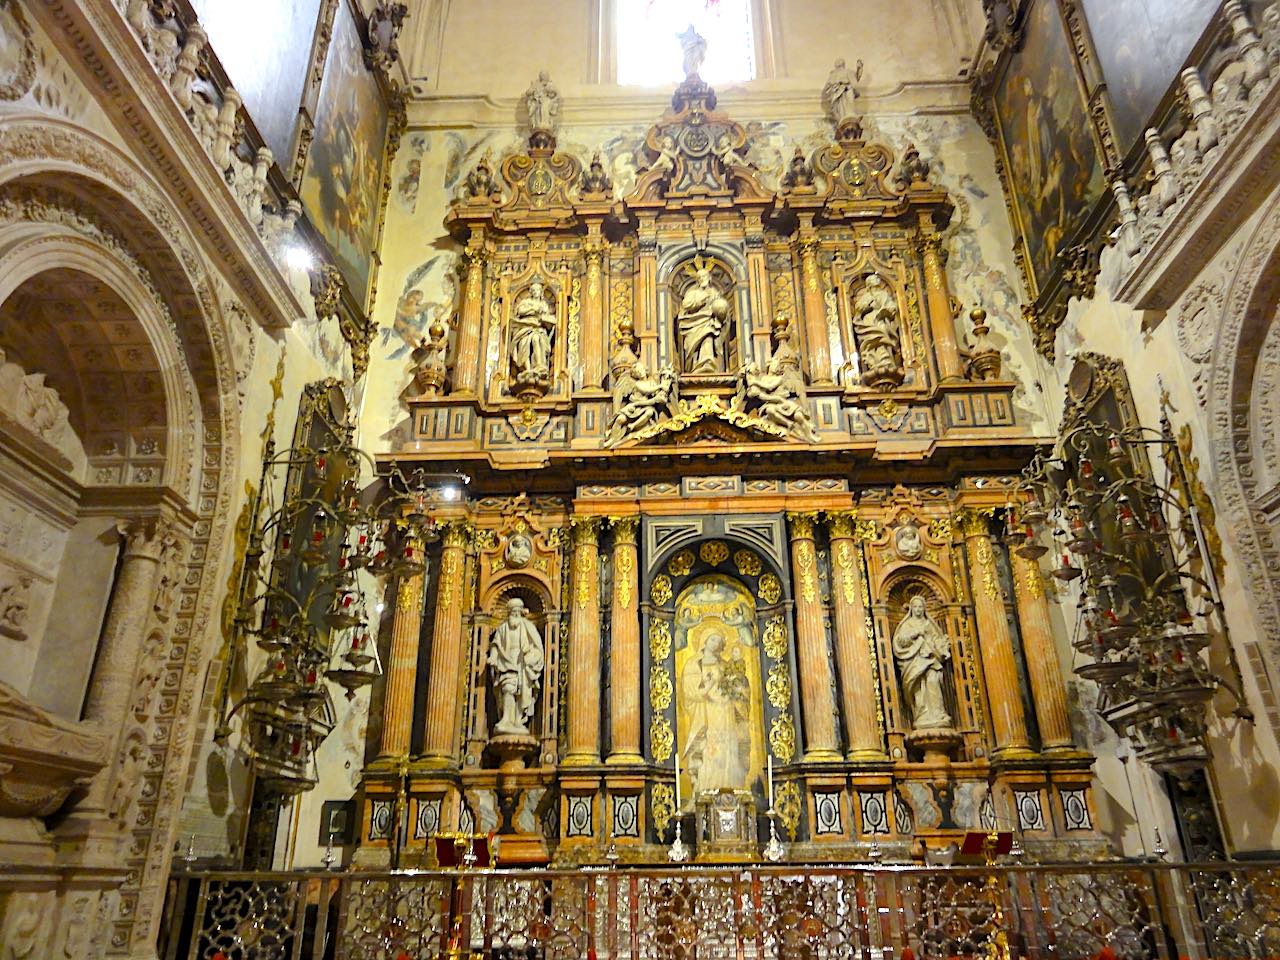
[776,780,801,840]
[797,540,817,603]
[667,549,695,578]
[649,618,673,661]
[699,540,729,566]
[615,548,634,607]
[835,540,858,606]
[928,516,953,542]
[651,574,672,606]
[769,714,796,763]
[766,662,792,709]
[734,549,762,577]
[649,665,673,712]
[763,615,787,660]
[975,535,1002,601]
[759,573,782,605]
[650,715,674,763]
[651,782,675,837]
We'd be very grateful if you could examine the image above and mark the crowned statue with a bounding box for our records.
[680,629,752,797]
[893,595,954,730]
[488,598,545,736]
[675,258,731,374]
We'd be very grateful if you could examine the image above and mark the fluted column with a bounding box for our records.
[787,512,840,761]
[919,232,964,381]
[827,511,886,760]
[378,544,425,759]
[607,516,642,763]
[1010,551,1076,752]
[957,510,1033,759]
[581,238,606,389]
[421,521,471,765]
[564,516,603,765]
[795,231,833,384]
[452,245,487,394]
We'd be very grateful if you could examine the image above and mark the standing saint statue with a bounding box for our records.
[675,259,731,374]
[851,274,904,385]
[488,598,545,736]
[822,58,863,128]
[509,281,557,387]
[680,630,751,797]
[892,595,953,730]
[523,71,561,134]
[677,24,707,79]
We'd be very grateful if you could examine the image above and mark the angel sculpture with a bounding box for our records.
[605,362,677,446]
[715,134,751,172]
[647,135,679,180]
[733,352,820,443]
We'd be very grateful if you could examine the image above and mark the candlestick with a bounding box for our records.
[674,750,682,811]
[767,755,774,809]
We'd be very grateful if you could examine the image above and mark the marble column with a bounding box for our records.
[73,516,173,823]
[378,549,425,759]
[564,516,603,765]
[581,237,606,389]
[787,512,840,761]
[826,511,886,760]
[1010,551,1076,752]
[918,232,964,381]
[452,245,487,394]
[607,515,642,763]
[795,230,833,384]
[421,520,471,766]
[957,510,1033,759]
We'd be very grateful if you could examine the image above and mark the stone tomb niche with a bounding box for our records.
[885,574,963,762]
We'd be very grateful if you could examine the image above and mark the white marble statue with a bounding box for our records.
[523,71,561,134]
[734,354,819,442]
[509,281,557,387]
[676,260,730,374]
[893,595,953,730]
[487,598,545,736]
[677,24,707,79]
[822,58,862,127]
[680,629,751,796]
[605,362,677,445]
[851,274,903,384]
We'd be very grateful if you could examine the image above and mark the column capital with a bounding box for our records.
[441,518,473,549]
[609,514,639,544]
[117,516,177,562]
[786,510,820,539]
[570,515,603,546]
[954,507,994,539]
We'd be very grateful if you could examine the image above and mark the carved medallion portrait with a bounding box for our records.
[894,522,923,561]
[505,533,532,568]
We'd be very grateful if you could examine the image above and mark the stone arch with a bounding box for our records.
[1208,186,1280,730]
[0,117,241,953]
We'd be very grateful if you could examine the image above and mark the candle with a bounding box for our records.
[674,751,681,810]
[767,755,774,809]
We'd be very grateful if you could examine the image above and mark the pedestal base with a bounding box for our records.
[905,727,963,764]
[488,733,539,771]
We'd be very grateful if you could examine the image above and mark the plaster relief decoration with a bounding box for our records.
[0,0,36,102]
[300,0,392,308]
[0,564,32,640]
[0,348,84,470]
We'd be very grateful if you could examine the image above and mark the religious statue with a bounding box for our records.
[893,595,953,730]
[851,274,904,386]
[604,362,677,445]
[822,58,863,131]
[680,630,752,796]
[16,372,72,448]
[487,598,545,736]
[509,281,557,390]
[675,258,731,374]
[460,151,500,202]
[505,533,532,568]
[677,24,707,79]
[579,151,613,196]
[781,147,815,192]
[733,321,819,442]
[895,143,931,190]
[523,71,561,135]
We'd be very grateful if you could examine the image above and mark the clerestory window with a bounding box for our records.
[615,0,757,86]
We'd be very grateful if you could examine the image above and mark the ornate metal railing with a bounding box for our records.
[158,861,1280,960]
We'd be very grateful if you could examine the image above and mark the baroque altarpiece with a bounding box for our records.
[360,70,1101,864]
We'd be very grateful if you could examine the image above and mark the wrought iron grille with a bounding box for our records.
[159,862,1280,960]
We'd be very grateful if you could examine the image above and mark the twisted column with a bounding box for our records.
[607,516,642,763]
[1010,551,1076,752]
[378,543,425,759]
[787,512,840,761]
[421,521,471,765]
[564,516,603,765]
[827,511,886,760]
[957,510,1033,759]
